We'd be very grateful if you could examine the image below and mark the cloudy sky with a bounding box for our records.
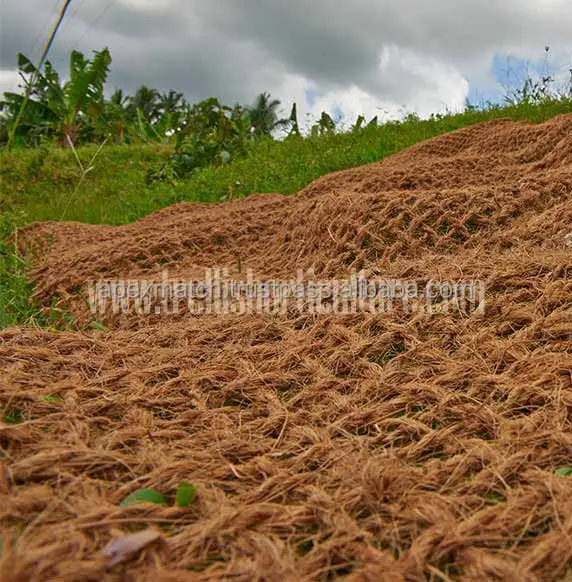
[1,0,571,126]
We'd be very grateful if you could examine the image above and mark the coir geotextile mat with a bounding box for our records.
[1,115,572,581]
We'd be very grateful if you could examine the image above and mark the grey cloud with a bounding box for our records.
[1,0,571,117]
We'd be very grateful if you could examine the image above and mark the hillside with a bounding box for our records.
[1,114,571,581]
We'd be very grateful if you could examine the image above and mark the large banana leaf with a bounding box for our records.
[63,48,111,124]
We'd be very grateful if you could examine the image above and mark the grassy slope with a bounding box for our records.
[1,97,571,327]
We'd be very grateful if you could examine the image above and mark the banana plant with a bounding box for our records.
[310,111,336,137]
[287,103,300,137]
[1,48,111,146]
[98,89,130,144]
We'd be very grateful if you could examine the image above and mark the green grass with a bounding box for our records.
[0,211,47,328]
[1,96,571,328]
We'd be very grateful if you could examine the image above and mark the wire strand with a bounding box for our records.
[57,0,90,38]
[73,0,117,50]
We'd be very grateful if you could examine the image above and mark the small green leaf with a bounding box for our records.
[91,321,107,331]
[120,488,167,507]
[3,408,24,424]
[175,482,197,507]
[42,395,62,403]
[555,467,572,477]
[484,491,505,505]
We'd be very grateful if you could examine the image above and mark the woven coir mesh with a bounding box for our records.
[1,115,571,581]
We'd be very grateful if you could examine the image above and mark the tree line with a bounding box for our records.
[0,47,381,180]
[0,48,304,146]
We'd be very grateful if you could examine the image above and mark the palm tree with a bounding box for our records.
[246,92,289,137]
[127,85,161,123]
[159,89,186,114]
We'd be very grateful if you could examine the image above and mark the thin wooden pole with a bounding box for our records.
[6,0,73,150]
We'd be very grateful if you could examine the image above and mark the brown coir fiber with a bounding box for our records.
[1,115,572,581]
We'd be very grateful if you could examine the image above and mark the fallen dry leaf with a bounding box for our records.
[100,529,164,568]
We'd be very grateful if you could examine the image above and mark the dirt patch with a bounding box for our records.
[1,115,571,581]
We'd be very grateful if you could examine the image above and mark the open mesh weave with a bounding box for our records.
[1,114,571,581]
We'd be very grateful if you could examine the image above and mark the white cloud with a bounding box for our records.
[256,46,470,130]
[0,69,20,97]
[0,0,570,125]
